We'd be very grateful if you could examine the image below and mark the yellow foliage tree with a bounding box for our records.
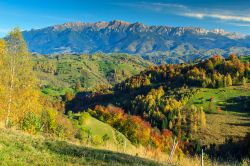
[2,28,42,127]
[200,107,206,131]
[0,39,7,121]
[224,74,233,87]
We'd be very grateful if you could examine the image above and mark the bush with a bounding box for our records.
[75,129,86,142]
[55,113,76,139]
[79,112,91,125]
[41,109,57,133]
[20,111,41,134]
[40,109,76,138]
[102,134,110,145]
[92,135,103,145]
[55,124,65,137]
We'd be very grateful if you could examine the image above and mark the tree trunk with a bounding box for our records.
[5,48,16,128]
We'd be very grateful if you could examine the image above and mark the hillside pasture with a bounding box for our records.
[187,85,250,144]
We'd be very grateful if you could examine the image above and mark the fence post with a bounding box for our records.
[168,137,178,163]
[201,148,204,166]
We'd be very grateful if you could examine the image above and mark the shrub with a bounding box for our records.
[40,109,76,138]
[20,111,41,134]
[79,112,91,125]
[41,109,57,133]
[115,131,125,147]
[92,135,103,145]
[75,129,86,142]
[102,134,110,145]
[55,113,76,139]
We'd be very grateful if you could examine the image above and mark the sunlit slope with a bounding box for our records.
[34,53,152,92]
[0,128,162,166]
[187,84,250,144]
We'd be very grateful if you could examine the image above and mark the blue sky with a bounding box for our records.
[1,0,250,37]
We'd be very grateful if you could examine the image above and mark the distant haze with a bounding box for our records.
[1,0,250,37]
[22,20,250,64]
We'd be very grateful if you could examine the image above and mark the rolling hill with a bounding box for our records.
[65,54,250,162]
[0,128,162,166]
[34,53,152,93]
[72,112,134,149]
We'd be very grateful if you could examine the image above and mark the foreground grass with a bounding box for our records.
[0,128,247,166]
[0,129,162,166]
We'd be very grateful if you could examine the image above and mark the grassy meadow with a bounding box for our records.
[0,128,163,166]
[187,84,250,144]
[34,53,152,93]
[73,112,134,149]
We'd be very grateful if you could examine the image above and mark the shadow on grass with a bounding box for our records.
[239,118,250,121]
[224,96,250,113]
[227,122,250,127]
[207,133,250,161]
[65,85,153,113]
[44,140,162,166]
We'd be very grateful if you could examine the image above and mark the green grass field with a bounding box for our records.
[239,55,250,63]
[77,113,134,149]
[187,84,250,144]
[200,113,250,145]
[187,85,250,113]
[34,54,152,94]
[0,128,162,166]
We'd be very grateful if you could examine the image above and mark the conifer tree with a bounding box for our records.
[242,77,247,86]
[200,107,206,131]
[205,60,214,72]
[162,118,168,129]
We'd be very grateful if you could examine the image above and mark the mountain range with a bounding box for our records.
[23,20,250,64]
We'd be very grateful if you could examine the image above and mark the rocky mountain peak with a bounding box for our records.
[22,20,250,56]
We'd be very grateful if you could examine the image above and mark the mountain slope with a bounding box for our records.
[34,53,152,92]
[23,21,250,63]
[74,112,134,149]
[64,55,250,160]
[0,128,162,166]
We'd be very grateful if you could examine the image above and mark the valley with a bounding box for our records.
[33,53,151,92]
[0,19,250,166]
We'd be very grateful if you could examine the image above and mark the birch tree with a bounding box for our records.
[4,28,41,127]
[0,39,8,121]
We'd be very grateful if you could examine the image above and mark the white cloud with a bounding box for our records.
[183,13,205,19]
[118,2,250,26]
[182,12,250,22]
[111,2,187,12]
[0,28,9,33]
[149,3,187,9]
[229,22,250,27]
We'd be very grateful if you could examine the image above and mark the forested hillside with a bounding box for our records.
[66,54,250,162]
[33,53,151,94]
[0,28,249,165]
[0,28,171,165]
